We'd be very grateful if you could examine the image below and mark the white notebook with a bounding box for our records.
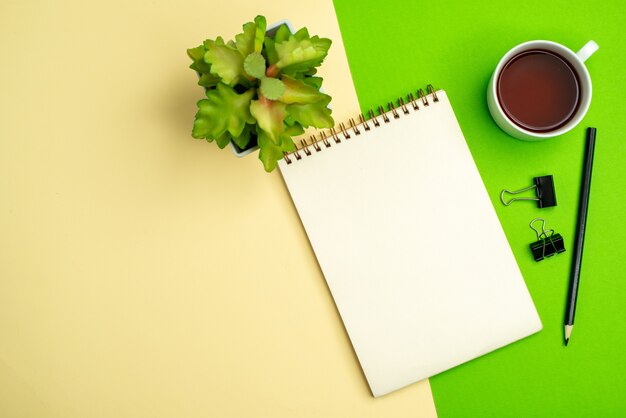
[278,88,542,397]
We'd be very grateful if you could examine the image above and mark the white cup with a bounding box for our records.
[487,40,598,141]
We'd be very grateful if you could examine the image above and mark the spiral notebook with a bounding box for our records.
[278,87,542,397]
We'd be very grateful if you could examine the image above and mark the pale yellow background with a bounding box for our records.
[0,1,437,417]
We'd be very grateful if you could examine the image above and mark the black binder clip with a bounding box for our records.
[529,218,565,262]
[500,175,557,208]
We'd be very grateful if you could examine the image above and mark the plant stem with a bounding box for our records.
[266,64,279,78]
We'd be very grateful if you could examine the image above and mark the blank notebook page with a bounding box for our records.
[278,90,542,397]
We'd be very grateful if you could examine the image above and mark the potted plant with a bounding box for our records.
[187,15,334,171]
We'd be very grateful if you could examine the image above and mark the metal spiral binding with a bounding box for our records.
[311,135,321,152]
[408,93,419,110]
[359,113,370,131]
[427,84,439,102]
[349,118,361,135]
[417,89,428,106]
[339,122,350,140]
[330,127,341,143]
[377,106,390,123]
[389,102,399,119]
[300,138,311,156]
[368,109,381,126]
[283,84,439,165]
[398,97,409,114]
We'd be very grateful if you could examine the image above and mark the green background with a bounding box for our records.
[333,0,625,416]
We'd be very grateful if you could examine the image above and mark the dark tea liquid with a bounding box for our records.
[497,50,580,132]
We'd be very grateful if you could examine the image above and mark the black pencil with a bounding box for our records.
[565,127,596,346]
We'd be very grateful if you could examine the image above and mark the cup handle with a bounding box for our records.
[576,40,599,62]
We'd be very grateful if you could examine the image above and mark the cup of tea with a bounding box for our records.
[487,40,598,141]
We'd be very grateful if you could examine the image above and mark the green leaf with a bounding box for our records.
[188,45,212,74]
[202,36,223,50]
[301,68,317,76]
[257,131,283,172]
[260,77,286,100]
[263,37,278,66]
[257,128,296,172]
[253,16,267,50]
[286,101,334,129]
[243,52,266,79]
[231,124,253,149]
[249,98,286,144]
[204,38,245,86]
[190,60,211,74]
[235,23,256,56]
[192,83,255,140]
[278,75,329,104]
[293,27,310,41]
[187,45,205,61]
[274,35,332,75]
[215,132,232,149]
[284,122,304,137]
[235,15,267,57]
[302,76,323,90]
[272,24,292,43]
[198,72,220,88]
